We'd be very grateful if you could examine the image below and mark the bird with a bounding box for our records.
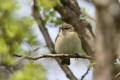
[55,24,81,65]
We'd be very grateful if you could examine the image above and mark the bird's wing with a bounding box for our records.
[55,33,60,43]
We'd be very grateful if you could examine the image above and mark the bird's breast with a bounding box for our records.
[55,32,81,54]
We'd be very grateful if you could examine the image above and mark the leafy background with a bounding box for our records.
[0,0,95,80]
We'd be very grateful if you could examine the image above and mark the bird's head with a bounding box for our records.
[60,24,74,32]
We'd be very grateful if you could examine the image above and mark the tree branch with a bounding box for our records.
[54,0,95,56]
[32,0,78,80]
[13,53,93,60]
[93,0,120,80]
[80,66,91,80]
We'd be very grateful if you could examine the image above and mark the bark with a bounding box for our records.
[32,0,77,80]
[14,53,93,60]
[93,0,120,80]
[54,0,95,56]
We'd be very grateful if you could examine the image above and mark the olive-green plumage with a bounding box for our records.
[55,24,81,65]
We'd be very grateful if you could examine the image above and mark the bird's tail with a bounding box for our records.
[61,58,70,65]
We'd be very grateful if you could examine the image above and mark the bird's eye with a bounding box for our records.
[64,28,69,29]
[64,27,70,29]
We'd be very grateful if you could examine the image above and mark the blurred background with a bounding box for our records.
[0,0,96,80]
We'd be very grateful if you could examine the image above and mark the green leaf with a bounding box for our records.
[10,64,46,80]
[0,0,14,11]
[0,38,9,54]
[39,0,59,11]
[2,55,14,64]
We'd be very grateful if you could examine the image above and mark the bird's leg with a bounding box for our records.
[75,53,80,60]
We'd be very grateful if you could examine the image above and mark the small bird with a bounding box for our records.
[55,24,81,65]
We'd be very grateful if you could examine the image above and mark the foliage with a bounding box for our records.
[38,0,64,26]
[0,0,46,80]
[0,0,36,63]
[38,0,60,11]
[0,0,68,79]
[10,64,46,80]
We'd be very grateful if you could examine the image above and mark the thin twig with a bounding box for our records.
[80,66,91,80]
[29,47,41,54]
[81,11,96,21]
[13,53,93,60]
[13,47,41,69]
